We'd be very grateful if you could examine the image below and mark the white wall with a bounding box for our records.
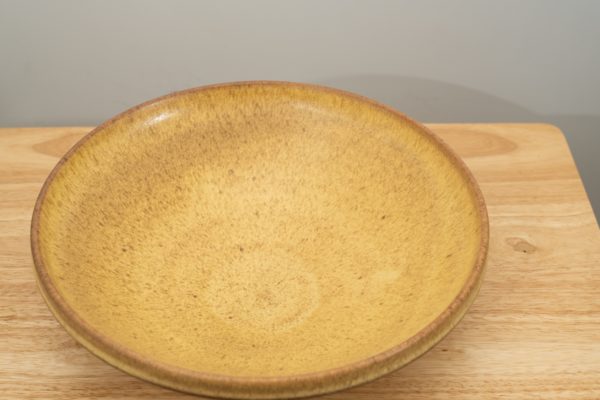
[1,0,599,215]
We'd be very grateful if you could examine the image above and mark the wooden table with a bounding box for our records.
[1,125,598,399]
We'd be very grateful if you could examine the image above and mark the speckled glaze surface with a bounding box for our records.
[31,82,488,399]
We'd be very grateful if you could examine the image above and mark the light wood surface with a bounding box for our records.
[1,124,598,399]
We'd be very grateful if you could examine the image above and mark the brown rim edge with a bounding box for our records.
[31,81,489,399]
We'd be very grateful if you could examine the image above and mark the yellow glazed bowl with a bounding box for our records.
[32,82,488,399]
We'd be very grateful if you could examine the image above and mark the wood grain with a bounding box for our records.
[1,124,598,399]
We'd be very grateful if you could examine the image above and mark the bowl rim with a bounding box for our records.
[31,80,489,398]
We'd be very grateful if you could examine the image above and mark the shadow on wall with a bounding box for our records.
[319,75,599,219]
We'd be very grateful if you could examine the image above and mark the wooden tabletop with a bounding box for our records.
[1,124,598,399]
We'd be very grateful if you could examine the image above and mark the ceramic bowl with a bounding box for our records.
[32,81,488,399]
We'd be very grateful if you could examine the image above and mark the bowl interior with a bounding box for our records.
[36,84,483,377]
